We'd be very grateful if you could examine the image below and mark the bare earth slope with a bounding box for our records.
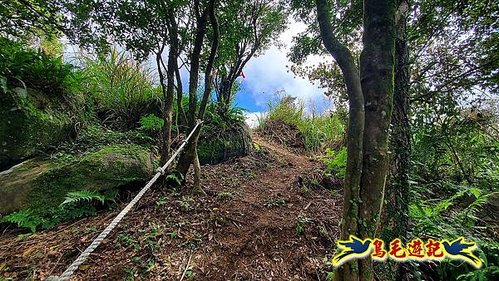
[0,134,342,280]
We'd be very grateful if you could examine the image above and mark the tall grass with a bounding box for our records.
[80,49,161,129]
[258,95,345,151]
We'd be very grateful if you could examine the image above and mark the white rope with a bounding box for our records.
[46,121,202,281]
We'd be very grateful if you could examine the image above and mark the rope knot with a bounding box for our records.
[155,167,165,175]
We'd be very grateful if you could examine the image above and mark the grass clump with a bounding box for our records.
[80,49,161,129]
[258,95,345,152]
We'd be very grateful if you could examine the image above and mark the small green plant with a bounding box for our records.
[323,147,347,179]
[1,209,42,233]
[118,233,140,252]
[167,231,178,239]
[217,191,234,200]
[264,196,286,208]
[296,221,305,234]
[139,113,164,132]
[123,267,138,281]
[185,269,196,280]
[60,190,114,206]
[165,173,182,186]
[1,189,118,232]
[253,142,263,152]
[295,214,310,234]
[300,182,309,194]
[148,223,163,237]
[246,171,257,179]
[145,258,156,273]
[177,196,195,210]
[155,196,168,207]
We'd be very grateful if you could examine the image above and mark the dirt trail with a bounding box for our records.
[0,134,342,280]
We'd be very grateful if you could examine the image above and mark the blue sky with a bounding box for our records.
[63,21,334,120]
[231,22,333,115]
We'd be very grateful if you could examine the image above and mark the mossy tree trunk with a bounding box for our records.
[316,0,396,280]
[157,1,184,164]
[377,0,410,279]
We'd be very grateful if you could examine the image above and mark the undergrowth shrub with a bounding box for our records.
[139,113,164,137]
[57,124,154,155]
[408,106,499,280]
[412,111,499,188]
[409,178,499,279]
[0,37,75,97]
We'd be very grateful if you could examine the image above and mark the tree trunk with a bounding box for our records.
[216,46,257,117]
[316,0,365,279]
[316,0,396,280]
[176,129,200,177]
[177,0,219,188]
[175,65,187,129]
[199,0,219,119]
[358,0,396,280]
[158,44,175,165]
[167,8,187,130]
[377,0,410,279]
[192,147,205,194]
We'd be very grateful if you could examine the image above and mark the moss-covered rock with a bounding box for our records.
[0,144,153,214]
[0,88,74,170]
[198,120,252,165]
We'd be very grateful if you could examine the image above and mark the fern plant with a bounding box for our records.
[1,190,118,232]
[60,190,116,207]
[1,209,44,233]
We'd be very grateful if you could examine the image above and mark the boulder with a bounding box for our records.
[482,192,499,225]
[0,144,154,214]
[0,88,74,170]
[198,120,252,165]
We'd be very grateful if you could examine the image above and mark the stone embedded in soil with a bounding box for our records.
[198,120,252,165]
[0,144,153,214]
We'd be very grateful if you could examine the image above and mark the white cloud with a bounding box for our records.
[240,20,332,112]
[244,111,265,128]
[61,19,334,114]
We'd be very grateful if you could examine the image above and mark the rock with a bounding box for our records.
[0,88,74,170]
[198,120,252,165]
[0,144,153,214]
[482,192,499,225]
